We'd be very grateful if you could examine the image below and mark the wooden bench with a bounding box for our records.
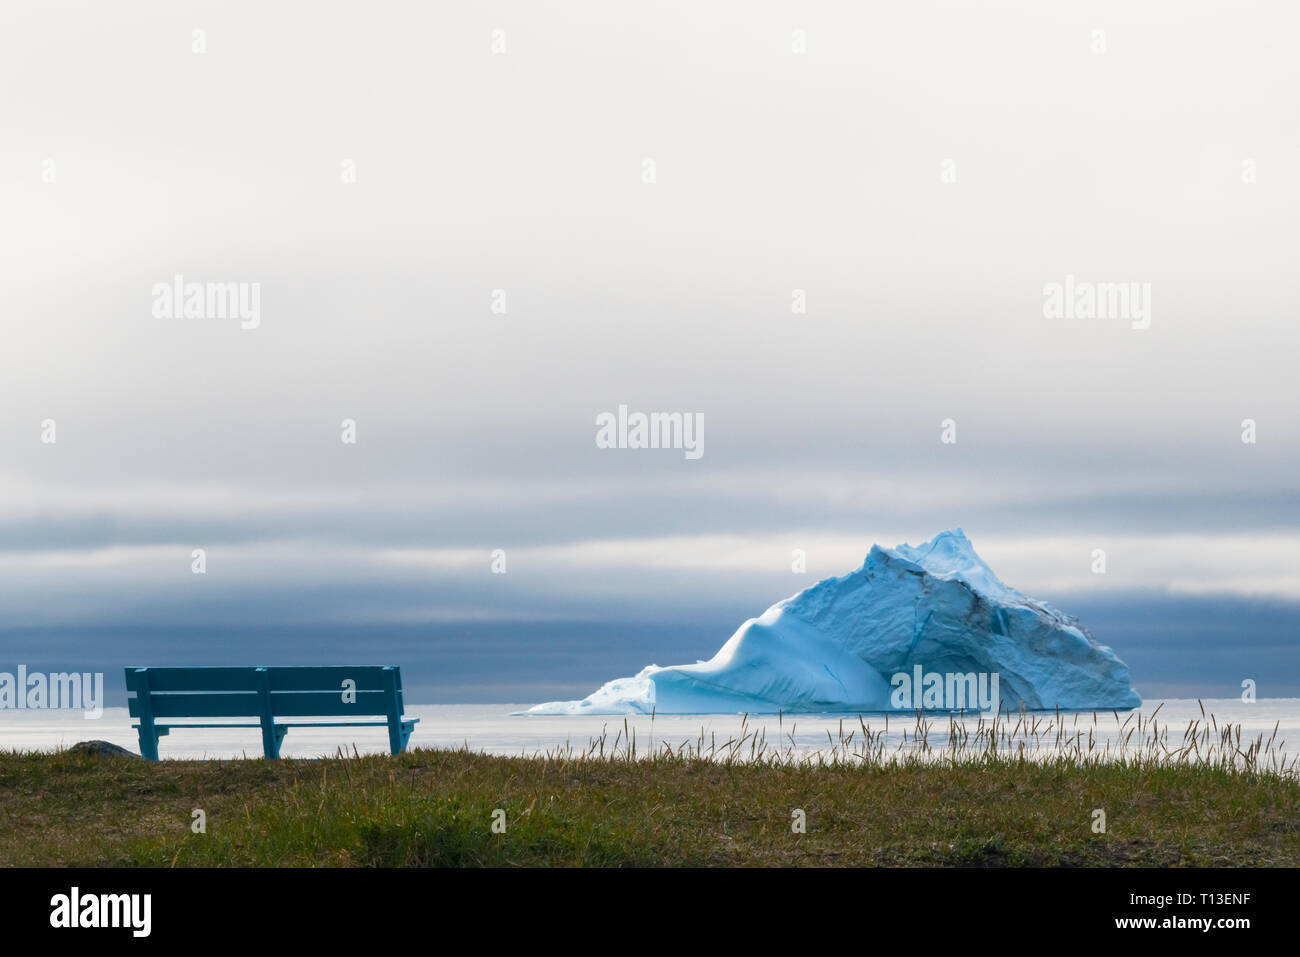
[125,666,419,760]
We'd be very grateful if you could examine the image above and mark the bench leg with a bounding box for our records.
[134,670,161,760]
[383,666,414,755]
[260,720,287,759]
[136,721,160,761]
[254,667,287,759]
[388,719,415,755]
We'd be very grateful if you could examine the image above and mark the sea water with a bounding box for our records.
[2,698,1298,764]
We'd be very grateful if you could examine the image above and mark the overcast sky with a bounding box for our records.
[1,3,1298,688]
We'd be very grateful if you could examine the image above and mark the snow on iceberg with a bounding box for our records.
[526,529,1141,715]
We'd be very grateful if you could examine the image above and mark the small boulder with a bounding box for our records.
[68,740,139,758]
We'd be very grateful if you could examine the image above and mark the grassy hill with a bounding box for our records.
[2,742,1297,866]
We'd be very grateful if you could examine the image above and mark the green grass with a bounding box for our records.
[2,744,1297,866]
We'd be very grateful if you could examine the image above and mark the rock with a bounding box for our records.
[68,740,139,758]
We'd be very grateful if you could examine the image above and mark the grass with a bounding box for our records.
[3,706,1299,867]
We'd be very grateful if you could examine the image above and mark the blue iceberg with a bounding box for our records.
[527,529,1141,714]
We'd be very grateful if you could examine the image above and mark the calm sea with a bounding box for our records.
[4,698,1298,763]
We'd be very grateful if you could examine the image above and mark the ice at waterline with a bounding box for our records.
[526,529,1141,715]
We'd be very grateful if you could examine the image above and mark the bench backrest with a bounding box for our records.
[126,666,408,720]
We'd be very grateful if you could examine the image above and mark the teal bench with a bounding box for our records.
[125,666,419,760]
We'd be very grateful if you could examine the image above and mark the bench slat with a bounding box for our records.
[126,666,401,693]
[128,690,398,719]
[138,723,264,729]
[140,720,420,729]
[126,667,262,693]
[269,690,391,717]
[267,667,398,692]
[131,692,264,719]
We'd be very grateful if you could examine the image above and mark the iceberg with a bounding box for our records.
[527,529,1141,714]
